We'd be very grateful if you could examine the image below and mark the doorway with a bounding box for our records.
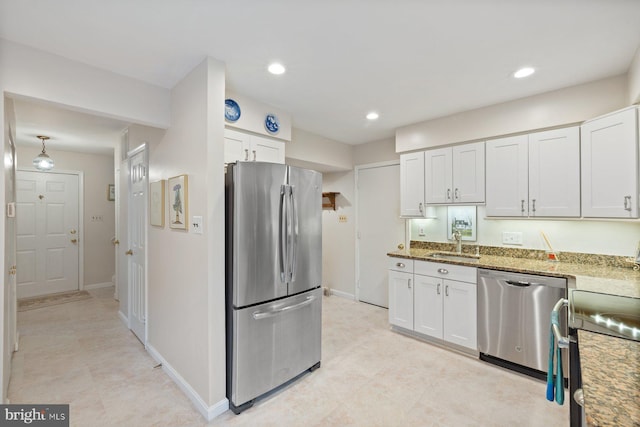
[15,170,81,298]
[356,161,405,308]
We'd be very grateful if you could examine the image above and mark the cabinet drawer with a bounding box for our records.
[414,260,476,284]
[388,257,414,273]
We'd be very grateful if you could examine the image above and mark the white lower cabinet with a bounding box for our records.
[388,258,414,329]
[388,258,477,351]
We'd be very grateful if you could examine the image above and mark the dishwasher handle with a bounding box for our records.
[505,280,540,288]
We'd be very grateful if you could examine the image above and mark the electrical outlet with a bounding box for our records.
[418,226,426,236]
[502,231,523,245]
[338,215,347,223]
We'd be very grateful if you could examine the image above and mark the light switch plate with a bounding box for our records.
[192,216,203,234]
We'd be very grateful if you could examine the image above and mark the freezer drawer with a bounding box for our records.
[229,288,322,408]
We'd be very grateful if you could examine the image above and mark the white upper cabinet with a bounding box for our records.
[486,135,529,216]
[400,151,426,217]
[425,142,485,204]
[528,127,580,217]
[224,128,285,164]
[452,142,485,203]
[486,127,580,217]
[581,107,638,218]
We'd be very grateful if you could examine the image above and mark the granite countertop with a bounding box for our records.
[388,245,640,426]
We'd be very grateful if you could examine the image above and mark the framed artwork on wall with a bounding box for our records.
[149,180,165,227]
[168,174,188,230]
[447,206,477,241]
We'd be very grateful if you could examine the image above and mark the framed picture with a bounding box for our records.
[447,206,477,241]
[149,180,165,227]
[168,175,188,230]
[635,241,640,263]
[107,184,115,201]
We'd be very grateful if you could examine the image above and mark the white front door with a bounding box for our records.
[16,171,80,298]
[356,162,405,308]
[128,147,147,344]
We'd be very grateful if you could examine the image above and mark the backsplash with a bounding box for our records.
[410,240,636,269]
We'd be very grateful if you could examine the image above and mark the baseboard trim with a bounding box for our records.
[117,310,128,327]
[328,289,355,300]
[84,282,114,290]
[146,344,229,421]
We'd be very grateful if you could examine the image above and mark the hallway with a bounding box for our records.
[9,287,203,426]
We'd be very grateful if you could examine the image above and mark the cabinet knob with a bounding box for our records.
[396,262,405,268]
[397,243,405,250]
[437,268,449,275]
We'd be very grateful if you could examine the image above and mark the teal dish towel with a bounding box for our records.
[547,310,565,405]
[546,324,555,401]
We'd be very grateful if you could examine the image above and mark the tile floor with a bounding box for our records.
[9,287,568,426]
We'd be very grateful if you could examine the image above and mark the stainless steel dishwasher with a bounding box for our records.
[477,268,568,380]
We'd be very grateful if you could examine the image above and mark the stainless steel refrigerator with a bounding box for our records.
[225,161,322,414]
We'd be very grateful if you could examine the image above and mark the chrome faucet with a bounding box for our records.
[452,228,462,254]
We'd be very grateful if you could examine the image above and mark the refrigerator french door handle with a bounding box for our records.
[251,295,316,320]
[289,185,298,282]
[279,185,288,282]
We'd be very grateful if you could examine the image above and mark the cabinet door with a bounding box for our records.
[388,270,413,329]
[425,147,452,204]
[252,135,285,164]
[400,152,425,217]
[224,129,251,164]
[414,274,443,339]
[529,127,580,217]
[485,135,529,216]
[443,280,477,350]
[453,142,485,203]
[581,107,638,218]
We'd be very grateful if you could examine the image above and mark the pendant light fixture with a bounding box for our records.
[33,135,55,171]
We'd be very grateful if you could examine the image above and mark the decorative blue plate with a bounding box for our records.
[265,114,279,134]
[225,99,241,122]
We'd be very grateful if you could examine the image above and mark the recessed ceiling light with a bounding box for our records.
[268,63,286,75]
[366,112,379,120]
[514,67,535,79]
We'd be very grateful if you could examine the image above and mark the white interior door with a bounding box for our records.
[128,147,147,344]
[356,162,405,308]
[16,171,79,298]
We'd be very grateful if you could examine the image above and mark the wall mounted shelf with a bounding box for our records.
[322,192,340,210]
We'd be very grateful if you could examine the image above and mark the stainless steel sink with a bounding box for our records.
[427,252,481,263]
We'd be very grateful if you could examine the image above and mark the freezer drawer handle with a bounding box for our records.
[252,295,316,320]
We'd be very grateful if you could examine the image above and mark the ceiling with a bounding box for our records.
[2,0,640,152]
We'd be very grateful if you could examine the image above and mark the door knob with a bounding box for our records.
[112,239,120,245]
[125,249,133,255]
[70,229,77,234]
[70,239,78,244]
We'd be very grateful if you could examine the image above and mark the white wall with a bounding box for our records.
[354,137,398,165]
[396,75,628,152]
[411,206,640,257]
[322,171,356,298]
[287,128,353,172]
[147,58,226,415]
[15,146,116,286]
[0,39,172,403]
[629,47,640,105]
